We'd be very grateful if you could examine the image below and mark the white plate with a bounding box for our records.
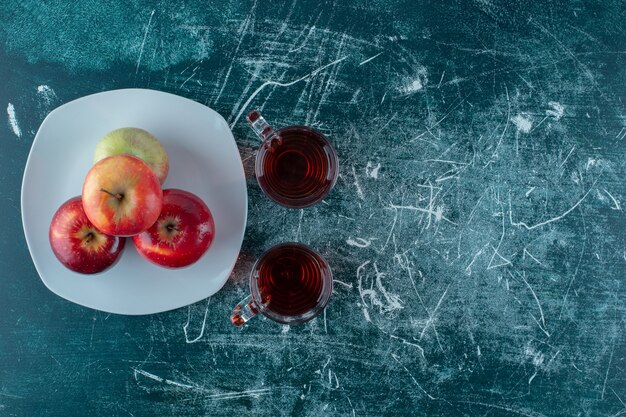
[21,89,247,315]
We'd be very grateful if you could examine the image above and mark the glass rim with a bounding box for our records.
[249,242,333,325]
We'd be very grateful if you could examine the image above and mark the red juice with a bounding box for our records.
[255,126,338,208]
[254,243,328,317]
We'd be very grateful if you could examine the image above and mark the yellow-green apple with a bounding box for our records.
[49,197,126,274]
[94,127,169,184]
[82,154,163,236]
[132,189,215,268]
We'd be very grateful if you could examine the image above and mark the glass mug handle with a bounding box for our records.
[230,295,259,326]
[246,110,282,149]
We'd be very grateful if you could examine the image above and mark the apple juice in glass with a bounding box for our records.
[231,242,332,326]
[246,111,338,208]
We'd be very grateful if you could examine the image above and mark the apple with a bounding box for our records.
[132,189,215,268]
[82,154,163,236]
[94,127,169,184]
[49,197,125,274]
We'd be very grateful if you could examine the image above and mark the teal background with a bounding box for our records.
[1,0,625,416]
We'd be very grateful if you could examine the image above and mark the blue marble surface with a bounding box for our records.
[0,0,624,416]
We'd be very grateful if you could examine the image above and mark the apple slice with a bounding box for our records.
[94,127,169,184]
[82,154,163,236]
[133,189,215,268]
[49,197,126,274]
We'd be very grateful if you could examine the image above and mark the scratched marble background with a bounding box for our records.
[0,0,625,416]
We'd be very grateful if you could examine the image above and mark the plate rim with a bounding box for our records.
[20,88,248,315]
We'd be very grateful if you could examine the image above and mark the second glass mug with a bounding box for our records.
[231,242,333,326]
[230,112,339,326]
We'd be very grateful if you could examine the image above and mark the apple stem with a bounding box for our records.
[166,225,181,232]
[85,232,94,243]
[100,188,123,200]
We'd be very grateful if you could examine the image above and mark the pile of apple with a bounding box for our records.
[49,128,215,274]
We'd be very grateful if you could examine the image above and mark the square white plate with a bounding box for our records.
[21,89,247,315]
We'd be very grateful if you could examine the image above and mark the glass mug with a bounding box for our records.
[231,242,333,326]
[246,110,339,208]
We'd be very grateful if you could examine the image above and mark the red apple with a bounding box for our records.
[82,154,163,236]
[49,197,126,274]
[132,189,215,268]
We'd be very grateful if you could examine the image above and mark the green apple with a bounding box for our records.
[94,127,169,184]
